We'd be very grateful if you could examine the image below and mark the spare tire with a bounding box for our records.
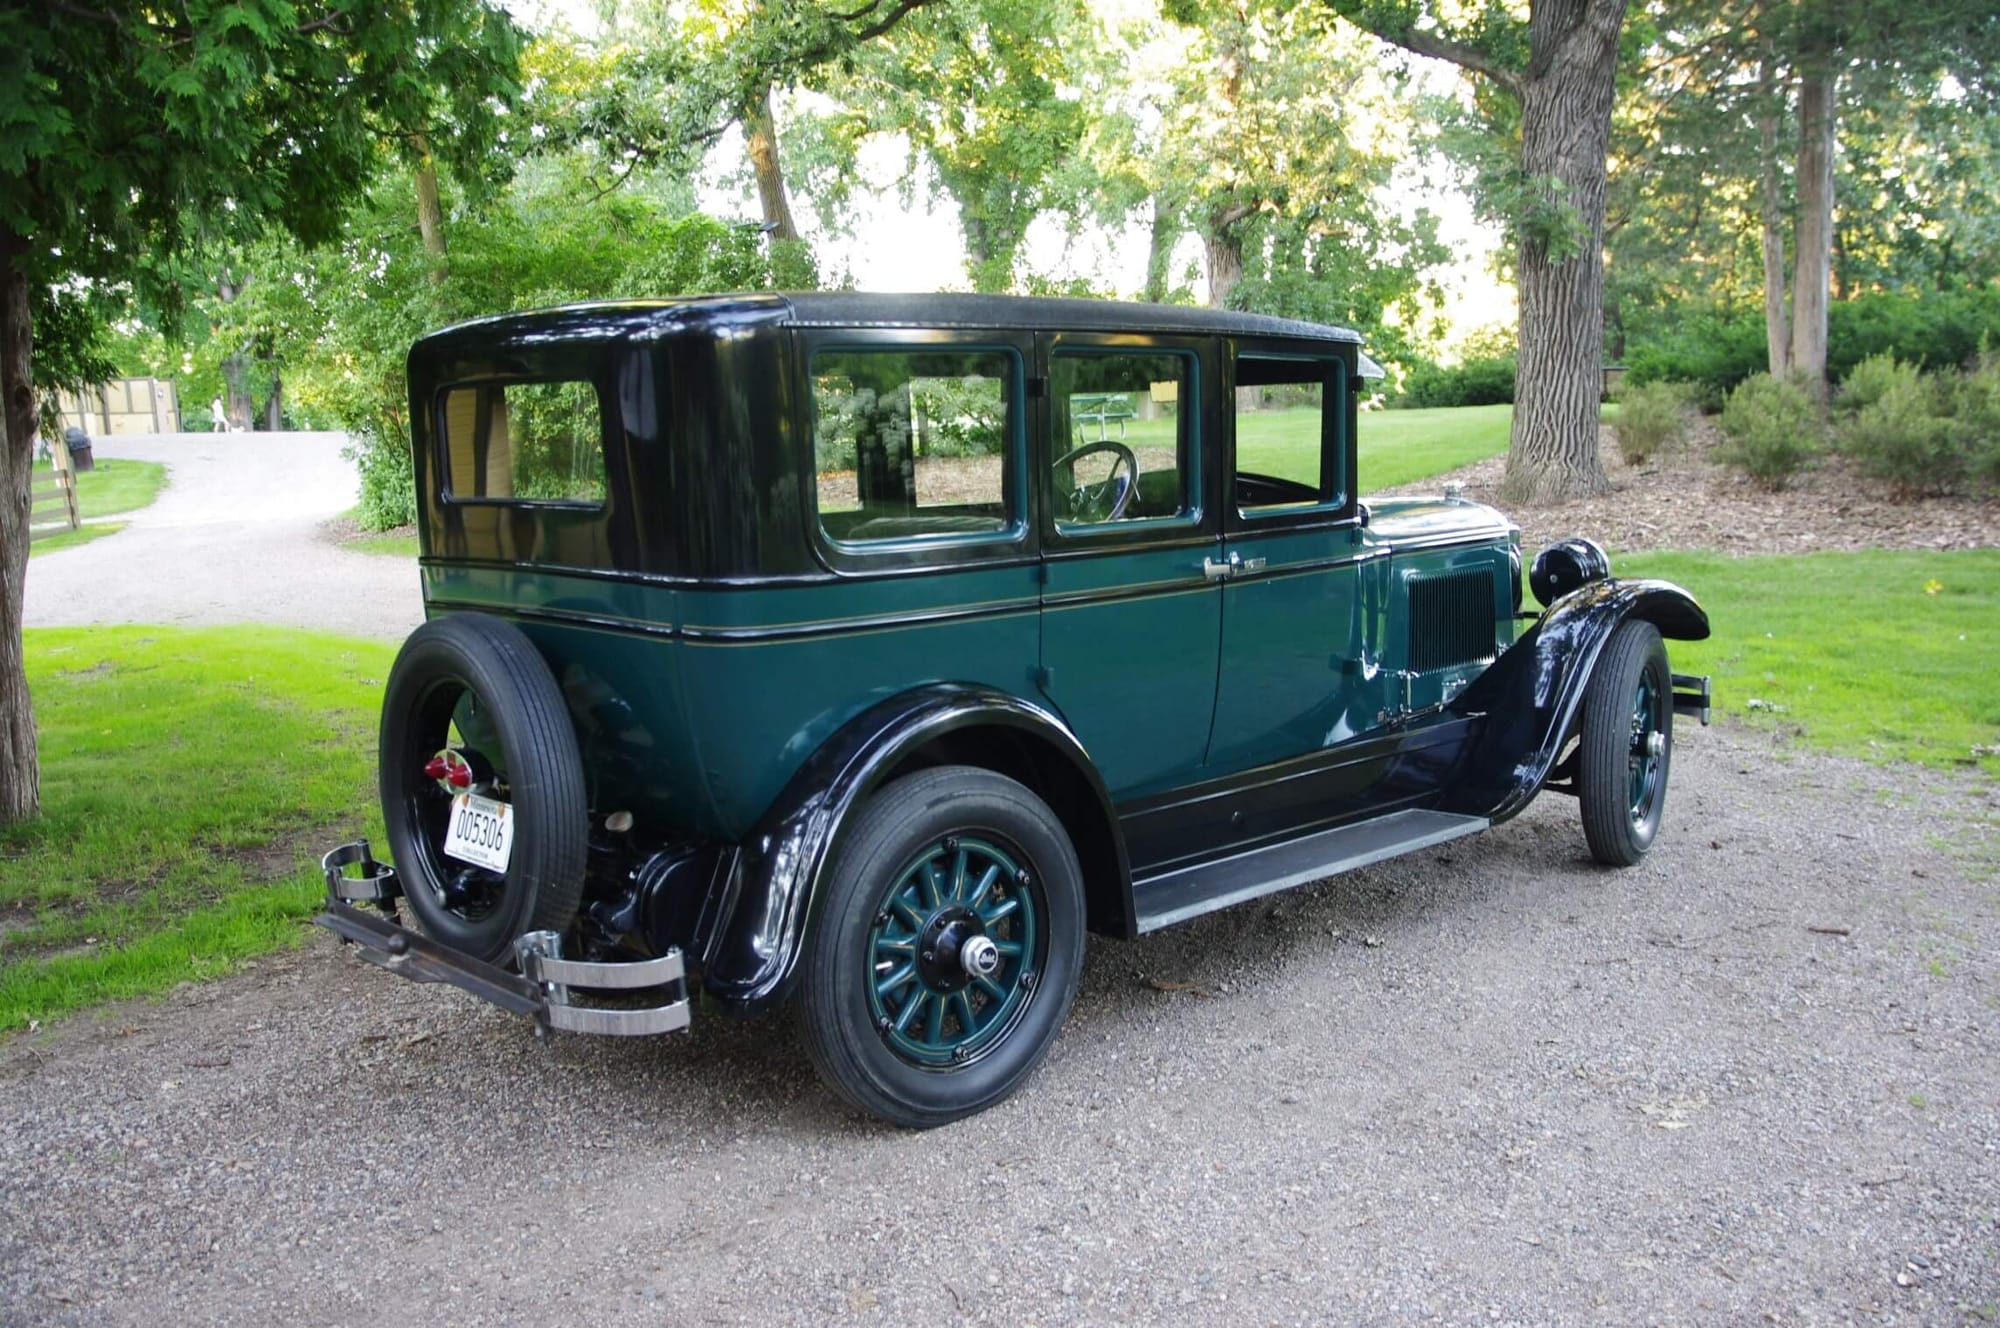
[378,612,588,963]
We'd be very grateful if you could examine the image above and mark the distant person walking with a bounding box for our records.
[210,396,229,433]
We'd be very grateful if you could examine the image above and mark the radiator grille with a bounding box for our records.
[1408,569,1496,673]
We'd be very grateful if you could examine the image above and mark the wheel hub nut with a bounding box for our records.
[960,934,1000,978]
[1644,732,1665,758]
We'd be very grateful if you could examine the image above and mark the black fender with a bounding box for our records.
[1441,577,1709,824]
[692,683,1131,1013]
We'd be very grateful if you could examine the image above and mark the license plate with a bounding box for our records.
[443,792,513,872]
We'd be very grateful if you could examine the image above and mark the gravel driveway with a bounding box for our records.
[2,730,1994,1326]
[24,432,421,640]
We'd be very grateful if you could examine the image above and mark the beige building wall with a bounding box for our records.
[58,378,181,435]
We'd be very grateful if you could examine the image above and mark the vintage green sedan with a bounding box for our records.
[319,293,1711,1127]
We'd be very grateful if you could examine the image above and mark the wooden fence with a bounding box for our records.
[29,436,82,543]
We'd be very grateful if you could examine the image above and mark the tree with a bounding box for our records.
[0,0,522,824]
[1611,1,2000,388]
[816,0,1093,292]
[1331,0,1628,503]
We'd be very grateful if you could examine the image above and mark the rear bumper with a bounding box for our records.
[315,842,692,1037]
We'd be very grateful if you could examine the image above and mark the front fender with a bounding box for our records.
[692,684,1126,1012]
[1442,577,1709,823]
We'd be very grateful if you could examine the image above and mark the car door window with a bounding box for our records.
[810,348,1019,545]
[1234,355,1345,515]
[1049,350,1196,530]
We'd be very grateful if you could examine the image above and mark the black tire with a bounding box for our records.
[1578,620,1673,867]
[799,766,1086,1128]
[379,612,588,962]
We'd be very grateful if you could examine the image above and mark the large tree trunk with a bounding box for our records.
[222,351,255,431]
[1500,0,1626,505]
[1203,223,1244,309]
[259,366,283,431]
[1757,50,1792,378]
[743,85,800,243]
[413,138,448,287]
[1789,63,1837,392]
[1144,196,1179,304]
[0,228,40,824]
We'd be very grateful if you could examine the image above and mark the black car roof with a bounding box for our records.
[419,292,1364,348]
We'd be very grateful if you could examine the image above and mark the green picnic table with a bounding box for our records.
[1071,392,1136,441]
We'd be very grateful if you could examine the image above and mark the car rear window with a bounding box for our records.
[440,380,606,505]
[810,348,1018,544]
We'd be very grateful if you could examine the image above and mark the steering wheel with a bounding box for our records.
[1053,439,1139,522]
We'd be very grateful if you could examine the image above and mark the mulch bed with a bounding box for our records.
[1374,417,2000,556]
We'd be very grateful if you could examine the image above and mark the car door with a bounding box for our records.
[1036,333,1223,799]
[1207,341,1374,775]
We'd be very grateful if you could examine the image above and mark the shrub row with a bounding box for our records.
[1624,286,2000,402]
[1712,352,2000,494]
[1393,354,1515,408]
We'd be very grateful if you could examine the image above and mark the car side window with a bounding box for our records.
[1234,354,1345,514]
[1050,350,1195,530]
[440,380,606,504]
[811,348,1018,544]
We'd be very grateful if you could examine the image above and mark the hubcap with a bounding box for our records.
[866,836,1040,1068]
[1627,674,1664,823]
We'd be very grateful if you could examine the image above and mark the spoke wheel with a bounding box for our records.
[866,836,1041,1068]
[800,766,1085,1128]
[1578,620,1673,867]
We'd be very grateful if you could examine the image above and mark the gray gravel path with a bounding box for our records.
[2,729,1995,1326]
[24,432,422,640]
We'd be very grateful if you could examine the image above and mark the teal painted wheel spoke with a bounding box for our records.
[951,990,978,1038]
[864,834,1043,1069]
[965,864,1001,909]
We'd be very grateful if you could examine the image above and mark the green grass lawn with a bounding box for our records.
[0,627,390,1030]
[30,457,168,558]
[1622,549,2000,772]
[1111,402,1515,492]
[348,530,419,558]
[28,522,128,556]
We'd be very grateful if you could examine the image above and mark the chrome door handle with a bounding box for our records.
[1202,553,1266,582]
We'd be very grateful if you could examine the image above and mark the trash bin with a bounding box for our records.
[63,425,94,472]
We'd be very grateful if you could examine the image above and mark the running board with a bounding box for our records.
[1131,809,1489,933]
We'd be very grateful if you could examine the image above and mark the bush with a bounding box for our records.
[1835,352,1920,416]
[1624,287,2000,403]
[1718,374,1823,489]
[1836,372,1961,497]
[1396,354,1516,408]
[347,430,417,531]
[1611,380,1691,465]
[1947,352,2000,493]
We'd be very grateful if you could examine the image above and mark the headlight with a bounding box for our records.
[1529,537,1611,608]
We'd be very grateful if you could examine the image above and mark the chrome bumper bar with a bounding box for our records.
[314,841,691,1037]
[1670,672,1712,727]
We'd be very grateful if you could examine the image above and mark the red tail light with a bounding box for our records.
[447,764,472,789]
[423,754,449,781]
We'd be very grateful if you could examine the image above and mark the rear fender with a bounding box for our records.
[692,684,1128,1013]
[1442,578,1709,823]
